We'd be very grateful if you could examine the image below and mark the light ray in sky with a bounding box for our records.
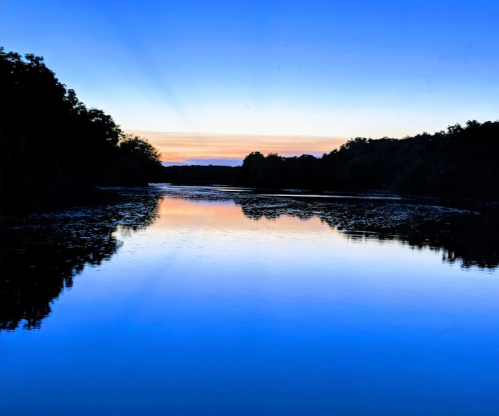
[2,0,498,164]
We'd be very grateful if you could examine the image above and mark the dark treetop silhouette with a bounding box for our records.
[0,48,163,212]
[237,121,499,197]
[2,48,498,212]
[162,121,499,200]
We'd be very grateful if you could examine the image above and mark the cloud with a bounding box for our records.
[126,130,348,164]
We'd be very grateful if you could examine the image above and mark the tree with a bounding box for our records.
[117,135,162,185]
[0,48,164,211]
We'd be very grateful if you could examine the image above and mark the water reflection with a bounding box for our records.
[0,188,162,331]
[156,185,498,270]
[237,198,498,270]
[2,186,497,332]
[2,186,498,416]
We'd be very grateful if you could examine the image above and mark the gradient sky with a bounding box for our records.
[2,0,498,164]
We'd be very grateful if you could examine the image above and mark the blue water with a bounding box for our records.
[1,187,498,415]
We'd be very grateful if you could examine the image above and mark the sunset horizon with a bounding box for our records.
[125,129,350,165]
[3,0,497,168]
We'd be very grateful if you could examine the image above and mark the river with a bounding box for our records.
[1,185,498,415]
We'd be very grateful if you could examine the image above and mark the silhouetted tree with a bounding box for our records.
[116,135,162,185]
[238,121,499,198]
[0,48,163,212]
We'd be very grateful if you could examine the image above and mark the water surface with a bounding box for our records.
[1,185,498,415]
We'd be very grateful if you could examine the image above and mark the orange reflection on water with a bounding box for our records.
[156,196,338,236]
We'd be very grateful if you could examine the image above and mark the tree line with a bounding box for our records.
[2,47,497,212]
[164,120,499,199]
[238,121,499,197]
[0,48,163,212]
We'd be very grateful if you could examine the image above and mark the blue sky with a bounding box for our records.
[2,0,498,163]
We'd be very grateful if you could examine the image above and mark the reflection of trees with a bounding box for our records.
[157,186,498,270]
[0,189,162,331]
[237,198,499,270]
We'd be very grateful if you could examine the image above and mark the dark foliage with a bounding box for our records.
[116,135,163,186]
[0,48,162,212]
[239,121,499,198]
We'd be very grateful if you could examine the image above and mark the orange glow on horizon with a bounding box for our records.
[126,130,349,163]
[156,195,341,235]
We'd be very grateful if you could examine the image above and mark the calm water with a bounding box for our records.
[1,185,498,416]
